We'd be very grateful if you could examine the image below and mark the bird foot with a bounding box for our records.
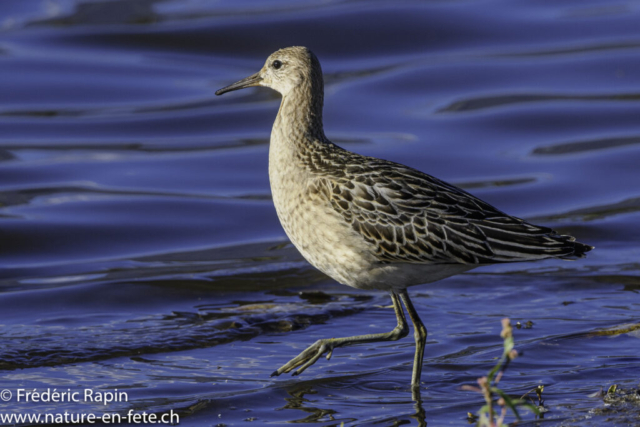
[271,338,336,378]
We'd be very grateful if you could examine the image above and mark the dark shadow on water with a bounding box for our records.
[438,93,640,114]
[29,0,162,27]
[531,197,640,222]
[532,136,640,156]
[455,176,538,190]
[493,40,640,59]
[0,149,16,161]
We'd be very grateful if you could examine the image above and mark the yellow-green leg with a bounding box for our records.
[271,292,409,377]
[399,290,427,391]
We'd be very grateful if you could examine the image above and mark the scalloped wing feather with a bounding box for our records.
[316,155,591,265]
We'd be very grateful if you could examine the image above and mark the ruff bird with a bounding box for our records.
[216,46,593,389]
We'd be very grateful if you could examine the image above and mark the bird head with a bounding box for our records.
[215,46,321,97]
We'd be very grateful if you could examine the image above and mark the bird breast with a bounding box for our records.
[268,138,378,288]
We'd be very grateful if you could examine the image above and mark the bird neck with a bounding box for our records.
[272,79,326,149]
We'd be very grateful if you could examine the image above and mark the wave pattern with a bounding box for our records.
[1,0,639,425]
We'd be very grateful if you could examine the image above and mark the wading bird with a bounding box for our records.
[216,46,593,390]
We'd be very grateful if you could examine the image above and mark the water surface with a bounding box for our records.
[1,1,640,425]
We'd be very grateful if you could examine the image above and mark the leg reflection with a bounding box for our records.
[412,386,427,427]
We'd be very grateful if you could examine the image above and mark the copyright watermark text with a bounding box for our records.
[0,410,179,424]
[1,388,179,424]
[4,388,128,405]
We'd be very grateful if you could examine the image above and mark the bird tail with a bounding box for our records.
[558,238,594,260]
[568,240,594,258]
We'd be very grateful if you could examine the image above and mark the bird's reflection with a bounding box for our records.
[412,387,427,427]
[279,381,427,426]
[278,384,339,423]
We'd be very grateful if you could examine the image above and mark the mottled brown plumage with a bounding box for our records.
[216,46,593,391]
[301,142,591,265]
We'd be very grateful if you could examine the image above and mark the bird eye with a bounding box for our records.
[272,60,282,70]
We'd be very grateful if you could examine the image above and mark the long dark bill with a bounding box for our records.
[215,72,262,96]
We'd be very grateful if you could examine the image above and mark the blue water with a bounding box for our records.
[1,1,640,425]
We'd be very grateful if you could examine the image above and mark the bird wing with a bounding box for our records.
[315,155,585,265]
